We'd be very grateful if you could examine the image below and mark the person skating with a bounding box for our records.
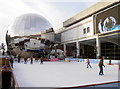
[40,56,44,64]
[30,56,33,64]
[9,57,14,68]
[86,58,92,68]
[24,56,27,64]
[17,54,21,63]
[98,56,105,75]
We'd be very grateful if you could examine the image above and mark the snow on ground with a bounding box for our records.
[12,61,119,87]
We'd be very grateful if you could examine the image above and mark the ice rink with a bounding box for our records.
[12,60,119,88]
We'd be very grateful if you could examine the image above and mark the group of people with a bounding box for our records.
[86,56,105,76]
[9,55,44,68]
[18,55,44,64]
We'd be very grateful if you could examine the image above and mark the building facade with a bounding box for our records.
[56,0,120,59]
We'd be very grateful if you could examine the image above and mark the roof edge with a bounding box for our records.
[63,0,120,27]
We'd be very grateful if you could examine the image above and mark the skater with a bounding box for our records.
[17,54,21,63]
[86,58,92,68]
[98,56,105,75]
[24,56,27,64]
[30,56,33,64]
[9,57,14,68]
[40,56,44,64]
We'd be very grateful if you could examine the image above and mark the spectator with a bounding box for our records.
[2,65,12,89]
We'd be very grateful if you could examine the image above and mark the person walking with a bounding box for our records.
[86,58,92,68]
[30,56,33,64]
[98,56,105,75]
[9,57,14,68]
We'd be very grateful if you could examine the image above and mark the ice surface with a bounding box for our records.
[12,61,119,87]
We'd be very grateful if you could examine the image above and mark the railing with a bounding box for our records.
[65,58,120,65]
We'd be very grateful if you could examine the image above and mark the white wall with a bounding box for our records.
[25,39,44,50]
[41,32,54,42]
[61,16,94,43]
[79,20,94,38]
[61,27,78,42]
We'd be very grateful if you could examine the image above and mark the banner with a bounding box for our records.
[96,4,120,33]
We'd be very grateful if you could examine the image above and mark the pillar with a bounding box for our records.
[63,43,66,57]
[96,35,101,59]
[55,46,57,58]
[76,41,80,58]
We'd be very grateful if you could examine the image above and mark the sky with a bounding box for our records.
[0,0,101,47]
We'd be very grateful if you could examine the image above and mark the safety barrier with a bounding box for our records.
[65,58,119,65]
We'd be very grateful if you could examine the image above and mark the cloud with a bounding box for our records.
[0,0,100,45]
[0,0,39,44]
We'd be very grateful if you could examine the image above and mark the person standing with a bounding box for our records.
[2,65,12,89]
[98,56,105,75]
[86,58,92,68]
[9,57,14,68]
[30,56,33,64]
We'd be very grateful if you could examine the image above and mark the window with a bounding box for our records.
[87,27,90,33]
[83,28,86,34]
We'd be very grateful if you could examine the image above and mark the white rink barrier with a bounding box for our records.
[65,58,119,65]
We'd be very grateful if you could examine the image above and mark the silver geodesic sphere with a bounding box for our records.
[10,13,52,37]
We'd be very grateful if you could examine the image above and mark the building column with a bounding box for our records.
[81,44,84,57]
[63,43,66,57]
[55,45,57,58]
[96,35,101,59]
[76,41,80,58]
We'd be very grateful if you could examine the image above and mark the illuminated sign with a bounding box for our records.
[96,4,120,33]
[98,16,119,33]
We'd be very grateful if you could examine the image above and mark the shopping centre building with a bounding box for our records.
[55,0,120,59]
[5,0,120,60]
